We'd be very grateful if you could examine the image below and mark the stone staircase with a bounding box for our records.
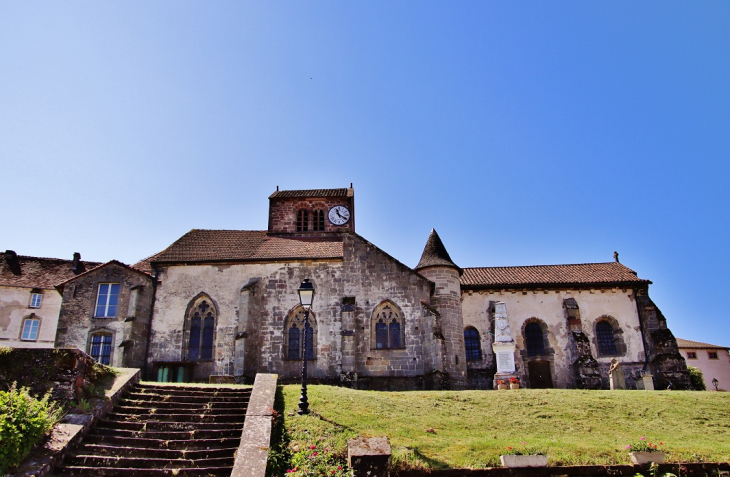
[56,382,252,476]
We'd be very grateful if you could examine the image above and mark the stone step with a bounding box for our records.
[119,398,248,410]
[82,435,241,450]
[92,427,242,440]
[68,444,238,460]
[113,405,247,415]
[65,455,234,469]
[57,465,233,476]
[131,385,251,397]
[97,418,245,432]
[106,412,245,424]
[124,391,250,403]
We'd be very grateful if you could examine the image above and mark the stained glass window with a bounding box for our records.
[186,298,216,361]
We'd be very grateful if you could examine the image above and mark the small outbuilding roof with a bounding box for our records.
[149,229,344,264]
[676,338,729,350]
[461,262,651,288]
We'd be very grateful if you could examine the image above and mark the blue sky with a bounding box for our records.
[1,2,728,347]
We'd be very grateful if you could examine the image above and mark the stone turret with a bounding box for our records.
[415,229,467,389]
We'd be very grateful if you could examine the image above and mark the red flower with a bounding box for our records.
[508,447,512,450]
[660,442,664,445]
[337,466,343,470]
[310,445,316,449]
[313,452,318,456]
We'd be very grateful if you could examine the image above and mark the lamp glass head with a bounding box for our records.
[297,279,316,308]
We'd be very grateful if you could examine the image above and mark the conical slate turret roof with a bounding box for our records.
[415,229,460,272]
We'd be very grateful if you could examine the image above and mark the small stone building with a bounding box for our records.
[677,338,730,391]
[52,186,691,390]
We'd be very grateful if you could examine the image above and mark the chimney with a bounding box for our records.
[72,252,84,274]
[4,250,21,275]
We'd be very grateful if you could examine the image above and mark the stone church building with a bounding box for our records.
[54,186,690,390]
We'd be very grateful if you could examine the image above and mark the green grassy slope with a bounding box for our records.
[278,385,730,469]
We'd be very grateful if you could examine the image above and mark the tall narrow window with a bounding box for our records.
[185,296,217,361]
[371,301,404,349]
[525,322,545,356]
[21,318,40,341]
[596,321,617,355]
[29,292,42,309]
[297,210,309,232]
[95,283,120,317]
[464,327,481,360]
[312,210,325,231]
[90,333,113,365]
[284,306,317,359]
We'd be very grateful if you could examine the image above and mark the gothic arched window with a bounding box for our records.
[284,306,316,359]
[371,301,405,350]
[525,322,546,356]
[185,295,217,361]
[464,327,481,361]
[297,209,309,232]
[312,210,325,231]
[596,320,618,355]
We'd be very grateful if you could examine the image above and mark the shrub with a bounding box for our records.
[0,384,63,474]
[687,366,706,391]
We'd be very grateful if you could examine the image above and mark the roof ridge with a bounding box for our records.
[1,253,102,264]
[464,261,623,270]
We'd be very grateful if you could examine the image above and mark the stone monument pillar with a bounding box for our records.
[492,302,517,387]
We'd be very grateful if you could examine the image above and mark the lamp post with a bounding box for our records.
[297,279,315,415]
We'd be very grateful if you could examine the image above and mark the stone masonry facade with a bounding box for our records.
[48,187,691,390]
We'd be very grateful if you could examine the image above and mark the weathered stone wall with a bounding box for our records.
[417,266,467,389]
[55,263,153,368]
[0,285,62,348]
[461,287,645,389]
[269,196,355,234]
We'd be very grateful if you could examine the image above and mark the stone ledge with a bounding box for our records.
[231,373,278,477]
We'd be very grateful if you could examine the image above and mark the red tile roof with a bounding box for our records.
[676,338,729,350]
[149,230,344,264]
[461,262,650,288]
[269,188,352,199]
[0,253,101,289]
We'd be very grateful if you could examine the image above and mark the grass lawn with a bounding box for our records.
[276,385,730,470]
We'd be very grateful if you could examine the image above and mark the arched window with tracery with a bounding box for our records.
[284,306,316,359]
[312,210,325,231]
[297,209,309,232]
[464,327,481,360]
[525,322,546,356]
[371,301,405,350]
[185,295,217,361]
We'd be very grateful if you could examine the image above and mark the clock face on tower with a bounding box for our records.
[328,205,351,226]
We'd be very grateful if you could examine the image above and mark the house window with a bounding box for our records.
[525,322,545,356]
[21,318,40,341]
[686,351,697,359]
[708,351,719,360]
[284,306,315,359]
[186,296,216,360]
[296,210,309,232]
[596,321,618,355]
[29,292,42,309]
[95,283,120,317]
[89,333,113,365]
[312,210,325,231]
[464,327,481,361]
[371,301,404,350]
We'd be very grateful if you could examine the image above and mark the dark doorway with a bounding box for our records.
[528,360,553,389]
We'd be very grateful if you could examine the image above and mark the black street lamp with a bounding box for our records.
[297,278,315,415]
